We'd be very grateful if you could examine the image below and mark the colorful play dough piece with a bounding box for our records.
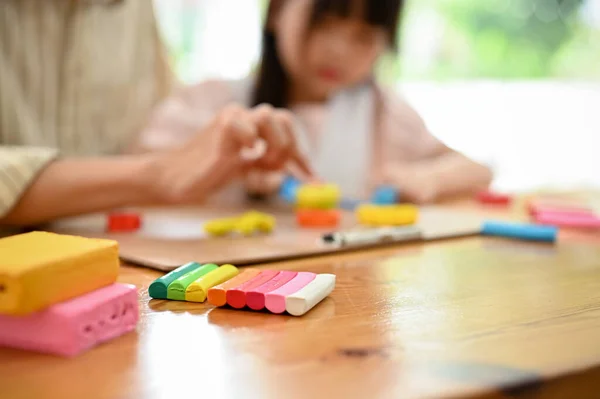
[185,264,239,303]
[530,206,595,218]
[534,212,600,228]
[0,231,119,316]
[254,213,276,233]
[226,270,280,309]
[371,185,399,205]
[246,271,298,311]
[265,272,316,314]
[235,211,276,235]
[107,212,142,232]
[205,211,276,237]
[481,221,558,243]
[167,264,218,300]
[356,204,418,226]
[204,218,238,236]
[297,184,340,209]
[279,176,301,203]
[296,209,341,228]
[285,274,336,316]
[235,214,261,236]
[0,283,138,357]
[207,269,261,307]
[476,191,512,205]
[148,262,201,299]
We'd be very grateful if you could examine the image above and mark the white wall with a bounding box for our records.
[402,81,600,192]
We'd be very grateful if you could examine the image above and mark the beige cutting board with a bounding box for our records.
[48,203,486,271]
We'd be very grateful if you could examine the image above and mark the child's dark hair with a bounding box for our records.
[251,0,404,108]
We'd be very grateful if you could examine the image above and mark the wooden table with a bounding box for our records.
[2,200,600,399]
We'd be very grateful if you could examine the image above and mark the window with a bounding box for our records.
[153,0,600,191]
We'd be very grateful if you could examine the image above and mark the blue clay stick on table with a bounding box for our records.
[371,185,400,205]
[279,176,301,203]
[482,221,558,243]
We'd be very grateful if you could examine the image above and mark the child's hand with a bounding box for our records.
[381,165,438,204]
[150,104,314,203]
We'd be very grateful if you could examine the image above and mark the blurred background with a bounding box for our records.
[153,0,600,193]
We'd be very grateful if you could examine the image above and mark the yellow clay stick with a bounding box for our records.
[185,264,240,303]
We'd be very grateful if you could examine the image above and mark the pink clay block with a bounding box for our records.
[264,272,316,314]
[0,283,139,357]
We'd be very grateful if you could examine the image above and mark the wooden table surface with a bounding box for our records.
[2,197,600,399]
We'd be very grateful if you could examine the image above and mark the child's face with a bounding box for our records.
[273,0,388,102]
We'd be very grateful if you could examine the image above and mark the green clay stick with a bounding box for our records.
[167,264,219,301]
[149,262,202,299]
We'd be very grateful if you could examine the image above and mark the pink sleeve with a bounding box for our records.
[135,79,241,151]
[375,86,446,164]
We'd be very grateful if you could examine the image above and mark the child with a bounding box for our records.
[138,0,492,203]
[0,1,311,227]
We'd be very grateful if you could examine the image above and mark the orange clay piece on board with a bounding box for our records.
[296,209,341,228]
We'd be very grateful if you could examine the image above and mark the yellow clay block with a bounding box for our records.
[356,204,418,226]
[0,231,119,315]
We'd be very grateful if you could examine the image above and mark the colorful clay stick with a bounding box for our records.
[226,270,280,309]
[185,265,240,303]
[207,269,261,307]
[481,221,558,243]
[148,262,202,299]
[534,212,600,229]
[246,271,298,311]
[371,185,399,205]
[296,209,341,228]
[356,204,418,226]
[0,231,119,316]
[167,264,218,301]
[279,176,301,203]
[107,212,142,232]
[527,199,592,216]
[0,283,138,357]
[476,191,512,205]
[265,272,316,314]
[297,184,340,209]
[529,205,595,217]
[285,274,336,316]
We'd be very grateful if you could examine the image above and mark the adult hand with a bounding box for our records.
[151,104,314,204]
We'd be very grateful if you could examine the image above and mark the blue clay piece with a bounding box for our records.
[279,176,301,203]
[371,185,399,205]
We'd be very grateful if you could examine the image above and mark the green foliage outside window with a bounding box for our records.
[380,0,600,81]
